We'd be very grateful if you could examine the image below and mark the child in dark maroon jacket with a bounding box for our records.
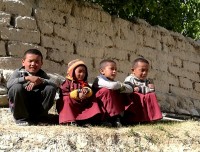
[56,59,102,126]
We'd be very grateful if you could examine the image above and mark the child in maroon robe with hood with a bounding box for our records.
[56,59,102,126]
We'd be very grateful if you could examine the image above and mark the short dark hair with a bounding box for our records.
[23,49,43,60]
[99,59,116,69]
[132,57,149,69]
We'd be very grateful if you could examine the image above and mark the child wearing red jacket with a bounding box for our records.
[56,59,102,126]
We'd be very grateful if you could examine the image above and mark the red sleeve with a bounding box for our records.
[60,79,80,96]
[60,80,71,96]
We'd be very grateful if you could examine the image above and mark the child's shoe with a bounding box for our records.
[61,122,78,126]
[15,119,29,126]
[101,121,112,127]
[112,117,122,128]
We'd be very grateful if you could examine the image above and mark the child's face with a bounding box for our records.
[22,53,43,74]
[74,65,86,81]
[132,61,149,80]
[100,62,117,81]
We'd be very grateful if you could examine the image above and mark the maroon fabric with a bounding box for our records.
[56,79,102,124]
[95,88,129,118]
[125,92,162,122]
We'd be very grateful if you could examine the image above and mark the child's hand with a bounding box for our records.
[134,87,140,92]
[25,82,36,91]
[148,84,155,89]
[78,92,87,100]
[78,88,89,100]
[25,76,44,86]
[82,88,89,95]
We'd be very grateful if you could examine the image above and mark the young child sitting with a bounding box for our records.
[92,59,133,127]
[56,59,102,126]
[7,49,57,126]
[124,57,162,123]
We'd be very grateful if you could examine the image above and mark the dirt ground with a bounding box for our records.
[0,107,200,152]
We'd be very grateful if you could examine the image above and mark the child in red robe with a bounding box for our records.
[92,59,134,127]
[124,57,162,123]
[56,59,102,126]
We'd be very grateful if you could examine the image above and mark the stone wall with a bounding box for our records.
[0,0,200,116]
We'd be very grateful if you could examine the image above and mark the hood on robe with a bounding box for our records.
[66,59,88,81]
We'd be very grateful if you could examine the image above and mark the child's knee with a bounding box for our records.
[8,84,24,93]
[44,85,57,94]
[98,88,111,94]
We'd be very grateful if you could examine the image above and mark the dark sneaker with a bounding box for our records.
[69,122,78,126]
[61,122,78,126]
[101,121,112,127]
[81,123,92,128]
[112,118,122,128]
[15,119,29,126]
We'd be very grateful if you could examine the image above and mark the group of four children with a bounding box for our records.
[7,49,162,126]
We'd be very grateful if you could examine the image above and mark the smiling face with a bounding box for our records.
[74,65,87,81]
[132,61,149,80]
[22,53,43,75]
[100,62,117,81]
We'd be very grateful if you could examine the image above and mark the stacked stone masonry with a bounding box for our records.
[0,0,200,116]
